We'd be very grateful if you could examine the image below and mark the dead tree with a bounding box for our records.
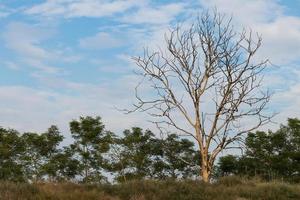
[128,11,272,182]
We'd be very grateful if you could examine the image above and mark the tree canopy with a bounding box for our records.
[217,118,300,182]
[0,116,298,183]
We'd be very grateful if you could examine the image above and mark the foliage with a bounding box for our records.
[69,116,115,183]
[0,116,299,184]
[111,129,199,182]
[151,134,200,179]
[111,127,157,182]
[0,128,24,182]
[217,118,300,182]
[21,126,64,181]
[42,147,81,181]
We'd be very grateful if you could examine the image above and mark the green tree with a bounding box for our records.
[42,147,81,182]
[69,116,114,183]
[111,129,199,182]
[21,132,46,181]
[217,118,300,182]
[21,125,64,181]
[0,128,25,181]
[112,127,156,182]
[244,131,273,178]
[152,134,199,179]
[271,118,300,181]
[243,120,300,181]
[217,155,238,177]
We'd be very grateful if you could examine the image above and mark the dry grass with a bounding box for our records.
[0,177,299,200]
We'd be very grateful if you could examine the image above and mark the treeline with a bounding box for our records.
[0,116,299,183]
[216,118,300,182]
[0,116,199,183]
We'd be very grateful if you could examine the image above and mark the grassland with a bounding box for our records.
[0,176,299,200]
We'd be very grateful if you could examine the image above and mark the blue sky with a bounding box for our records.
[0,0,300,142]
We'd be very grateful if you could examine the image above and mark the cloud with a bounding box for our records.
[199,0,300,66]
[25,0,185,25]
[25,0,143,18]
[197,0,300,130]
[2,22,60,73]
[256,16,300,65]
[116,0,300,133]
[4,61,20,70]
[199,0,283,26]
[265,79,300,131]
[79,32,123,49]
[3,22,53,60]
[0,11,9,18]
[1,0,300,139]
[0,4,14,18]
[121,3,185,25]
[25,58,61,74]
[2,22,81,74]
[0,76,152,143]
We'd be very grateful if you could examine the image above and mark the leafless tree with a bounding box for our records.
[127,10,272,182]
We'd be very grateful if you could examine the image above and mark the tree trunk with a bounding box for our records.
[201,166,210,183]
[201,153,211,183]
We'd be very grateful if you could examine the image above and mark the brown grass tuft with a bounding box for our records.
[0,177,299,200]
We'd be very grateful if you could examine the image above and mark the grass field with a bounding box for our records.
[1,177,299,200]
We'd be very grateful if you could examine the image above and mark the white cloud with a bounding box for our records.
[25,0,144,18]
[2,22,60,73]
[199,0,300,66]
[265,81,300,130]
[199,0,283,26]
[3,22,53,60]
[0,11,9,18]
[256,16,300,65]
[0,4,14,18]
[197,0,300,130]
[121,3,185,25]
[2,0,300,139]
[0,76,152,143]
[117,0,300,133]
[79,32,123,49]
[25,0,185,25]
[66,0,142,18]
[196,0,300,131]
[4,61,20,70]
[24,58,61,74]
[2,22,81,74]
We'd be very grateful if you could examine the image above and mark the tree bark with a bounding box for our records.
[202,167,210,183]
[201,153,211,183]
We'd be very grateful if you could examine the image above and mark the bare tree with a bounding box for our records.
[127,10,272,182]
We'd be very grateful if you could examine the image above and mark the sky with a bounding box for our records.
[0,0,300,144]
